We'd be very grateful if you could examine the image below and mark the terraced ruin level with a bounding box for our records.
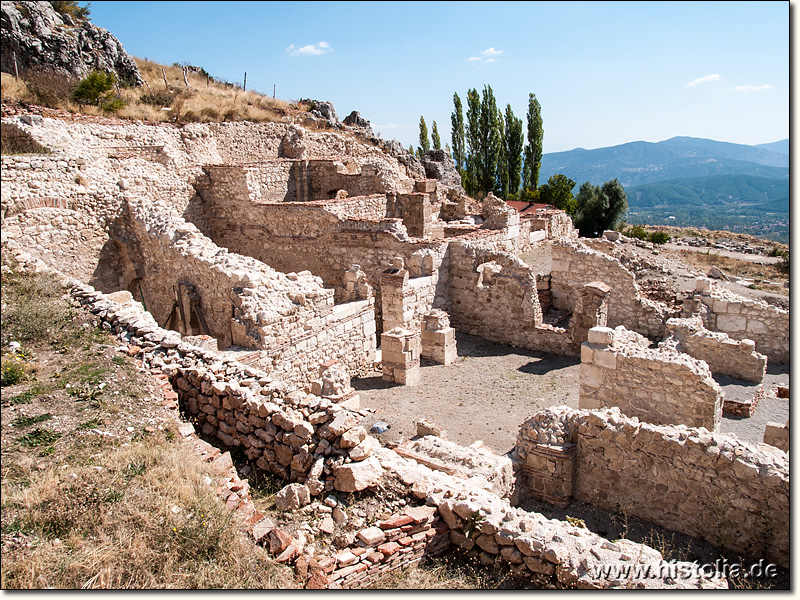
[0,106,789,589]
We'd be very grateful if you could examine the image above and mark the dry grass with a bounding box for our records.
[1,59,307,125]
[0,260,296,589]
[1,438,295,589]
[667,249,788,286]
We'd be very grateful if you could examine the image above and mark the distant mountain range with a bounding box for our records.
[540,136,790,242]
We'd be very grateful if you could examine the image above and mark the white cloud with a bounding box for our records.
[686,73,722,87]
[286,41,331,57]
[467,47,504,65]
[733,84,772,92]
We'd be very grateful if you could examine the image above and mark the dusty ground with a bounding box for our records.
[357,238,790,455]
[355,332,788,455]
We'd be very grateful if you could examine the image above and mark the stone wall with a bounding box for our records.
[579,326,723,431]
[550,240,676,339]
[684,279,789,364]
[59,281,723,590]
[445,241,575,356]
[516,406,789,569]
[660,316,767,383]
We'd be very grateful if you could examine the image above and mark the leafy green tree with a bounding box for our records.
[431,121,441,150]
[496,107,508,198]
[522,93,544,193]
[503,104,524,199]
[464,88,482,197]
[538,173,577,215]
[477,84,501,195]
[451,92,466,174]
[72,70,116,106]
[574,179,628,237]
[418,116,430,157]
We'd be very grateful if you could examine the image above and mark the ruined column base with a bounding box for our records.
[381,327,421,386]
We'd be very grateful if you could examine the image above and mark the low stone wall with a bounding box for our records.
[550,240,676,339]
[579,326,723,431]
[660,316,766,383]
[684,279,789,364]
[64,281,721,590]
[515,406,789,569]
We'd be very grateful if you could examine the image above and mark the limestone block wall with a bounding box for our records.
[660,317,766,383]
[685,281,789,363]
[445,241,574,355]
[550,241,676,339]
[62,282,722,590]
[562,408,787,568]
[579,327,723,431]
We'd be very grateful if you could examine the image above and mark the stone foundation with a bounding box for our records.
[515,406,789,569]
[580,326,723,431]
[381,327,422,386]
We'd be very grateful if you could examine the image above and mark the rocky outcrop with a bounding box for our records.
[0,1,142,85]
[421,148,462,188]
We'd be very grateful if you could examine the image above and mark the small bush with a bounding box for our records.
[100,95,126,113]
[648,230,671,245]
[626,225,648,240]
[50,1,91,22]
[777,253,789,275]
[0,123,51,155]
[1,356,29,386]
[24,69,75,107]
[139,89,175,107]
[73,70,116,105]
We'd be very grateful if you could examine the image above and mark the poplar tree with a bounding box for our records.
[503,104,524,199]
[523,93,544,191]
[496,107,508,197]
[465,88,481,197]
[431,120,441,150]
[477,84,500,195]
[418,116,430,157]
[451,92,466,174]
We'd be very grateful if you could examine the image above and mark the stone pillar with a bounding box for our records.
[520,443,577,508]
[380,257,410,332]
[381,327,421,386]
[570,280,611,349]
[420,310,457,365]
[310,360,360,409]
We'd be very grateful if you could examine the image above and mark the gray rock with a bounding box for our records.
[274,482,311,511]
[1,1,143,85]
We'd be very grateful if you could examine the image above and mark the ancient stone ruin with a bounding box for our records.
[0,103,788,588]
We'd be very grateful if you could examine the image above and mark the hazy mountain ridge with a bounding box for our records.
[540,137,789,188]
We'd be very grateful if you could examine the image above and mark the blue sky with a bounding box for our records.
[88,1,789,154]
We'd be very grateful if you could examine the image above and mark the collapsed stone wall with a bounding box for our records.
[579,326,723,431]
[683,279,789,364]
[516,407,788,569]
[660,316,767,383]
[550,240,677,339]
[445,241,575,355]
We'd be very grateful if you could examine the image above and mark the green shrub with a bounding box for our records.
[626,225,648,240]
[1,356,28,387]
[49,1,91,22]
[73,70,116,105]
[648,231,671,245]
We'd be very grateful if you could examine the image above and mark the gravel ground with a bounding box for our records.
[355,332,788,455]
